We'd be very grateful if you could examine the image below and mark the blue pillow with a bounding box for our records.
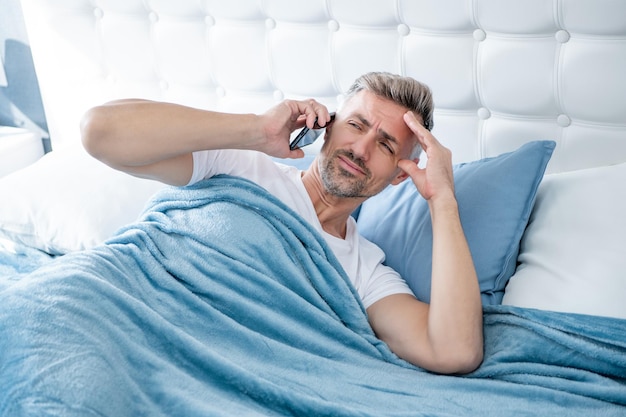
[356,140,555,305]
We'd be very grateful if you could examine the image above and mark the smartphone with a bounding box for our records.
[289,112,335,150]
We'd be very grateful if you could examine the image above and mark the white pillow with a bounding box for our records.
[0,146,165,255]
[503,162,626,319]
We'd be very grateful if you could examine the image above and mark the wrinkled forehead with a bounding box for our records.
[341,91,426,132]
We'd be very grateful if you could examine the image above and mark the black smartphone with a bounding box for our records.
[289,112,336,150]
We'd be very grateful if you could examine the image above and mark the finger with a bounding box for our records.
[286,100,313,126]
[397,159,421,178]
[403,111,436,150]
[305,100,320,128]
[403,111,426,133]
[295,114,308,128]
[315,110,333,128]
[297,99,331,128]
[307,99,333,127]
[296,100,320,128]
[398,159,426,194]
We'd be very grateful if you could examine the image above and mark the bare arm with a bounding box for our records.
[80,99,332,185]
[367,112,483,374]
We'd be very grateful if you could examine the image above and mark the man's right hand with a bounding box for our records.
[258,99,332,159]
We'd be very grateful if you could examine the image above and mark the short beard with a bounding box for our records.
[318,149,374,198]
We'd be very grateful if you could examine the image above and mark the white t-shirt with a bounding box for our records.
[188,149,414,309]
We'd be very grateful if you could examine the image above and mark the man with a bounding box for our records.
[81,72,483,374]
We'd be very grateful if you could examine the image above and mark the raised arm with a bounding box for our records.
[80,99,331,185]
[366,112,483,374]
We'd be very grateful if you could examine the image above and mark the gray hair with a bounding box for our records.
[345,72,434,159]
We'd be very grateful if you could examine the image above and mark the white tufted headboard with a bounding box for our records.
[21,0,626,173]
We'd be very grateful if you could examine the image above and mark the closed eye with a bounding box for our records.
[380,141,394,154]
[348,120,362,130]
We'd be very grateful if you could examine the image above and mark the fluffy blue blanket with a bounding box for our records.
[1,176,625,416]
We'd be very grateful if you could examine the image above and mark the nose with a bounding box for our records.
[349,133,375,161]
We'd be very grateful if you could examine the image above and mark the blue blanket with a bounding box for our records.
[0,238,54,290]
[1,176,625,416]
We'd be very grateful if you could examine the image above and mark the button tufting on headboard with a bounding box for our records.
[19,0,626,173]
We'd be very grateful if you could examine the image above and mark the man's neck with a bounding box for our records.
[301,165,364,239]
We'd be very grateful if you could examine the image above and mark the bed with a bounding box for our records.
[1,0,625,415]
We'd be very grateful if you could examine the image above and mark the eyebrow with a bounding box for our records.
[356,114,400,148]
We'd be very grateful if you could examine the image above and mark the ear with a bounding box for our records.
[391,158,419,185]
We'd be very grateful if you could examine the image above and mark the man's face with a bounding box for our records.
[318,90,419,198]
